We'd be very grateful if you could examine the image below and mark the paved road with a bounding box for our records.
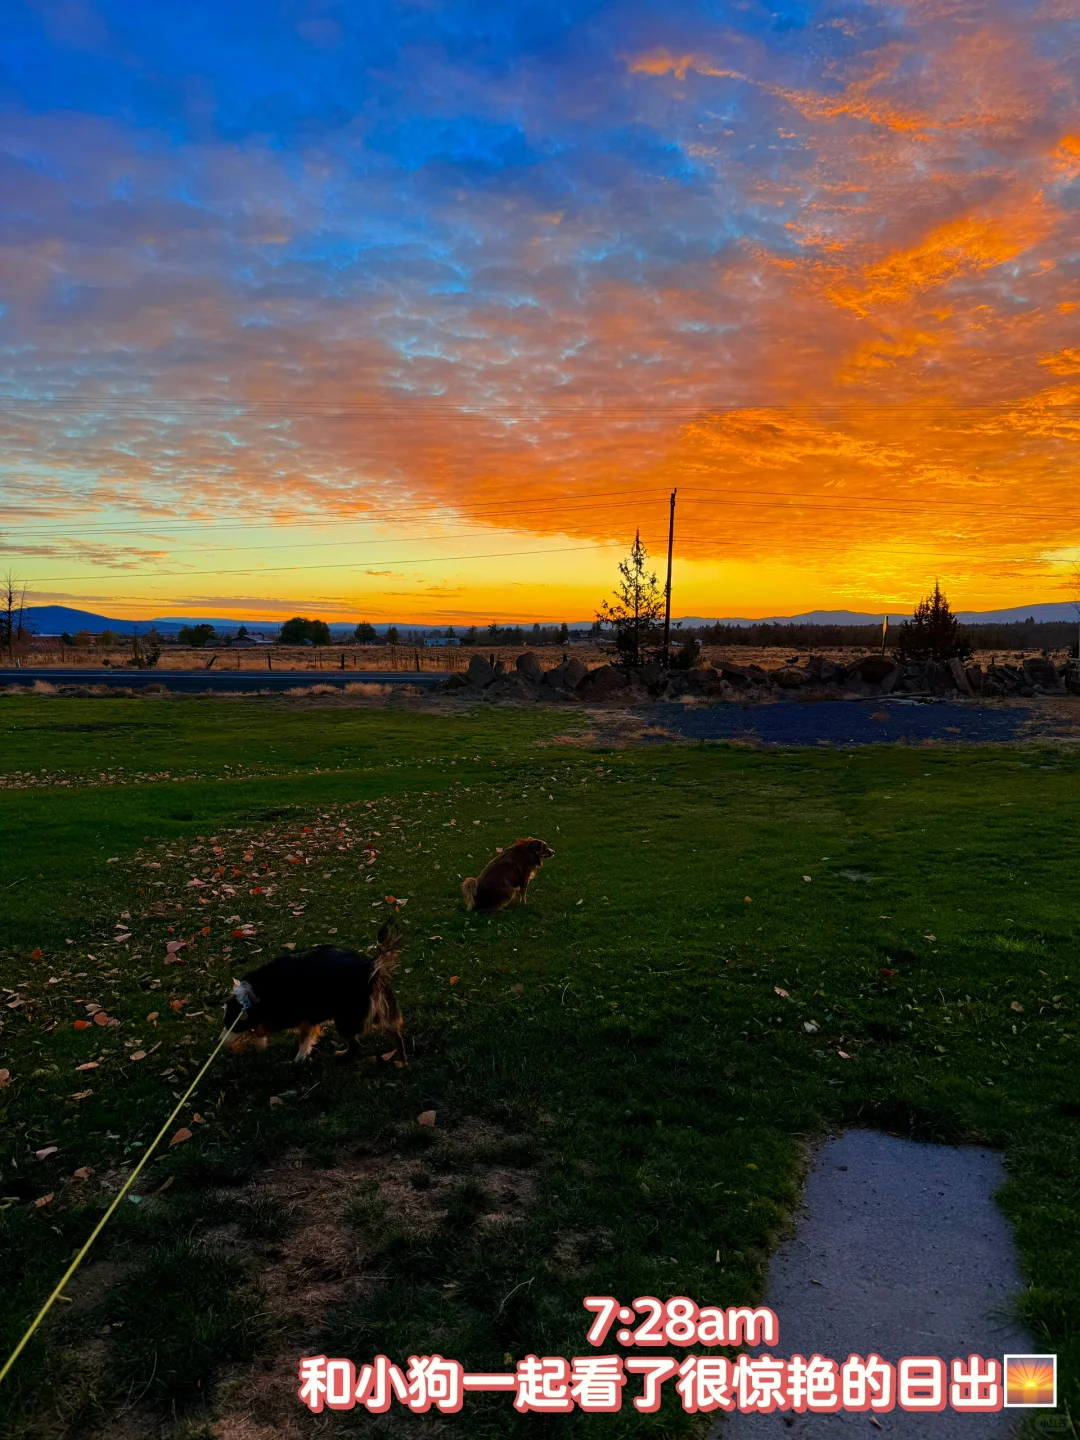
[645,699,1048,747]
[0,667,449,693]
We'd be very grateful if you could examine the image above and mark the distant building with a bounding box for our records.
[426,637,460,647]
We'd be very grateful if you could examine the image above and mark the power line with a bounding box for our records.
[28,541,611,584]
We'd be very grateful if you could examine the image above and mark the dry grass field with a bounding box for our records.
[14,640,1075,676]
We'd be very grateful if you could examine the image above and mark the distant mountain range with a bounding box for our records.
[18,601,1079,638]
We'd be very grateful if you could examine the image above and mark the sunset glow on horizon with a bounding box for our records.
[2,0,1080,624]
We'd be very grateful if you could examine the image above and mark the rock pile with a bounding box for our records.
[445,651,1080,705]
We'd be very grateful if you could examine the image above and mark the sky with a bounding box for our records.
[1,0,1079,624]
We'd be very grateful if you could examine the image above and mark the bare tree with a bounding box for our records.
[2,571,16,662]
[1071,563,1080,661]
[1,571,31,663]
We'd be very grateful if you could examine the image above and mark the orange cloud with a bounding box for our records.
[1054,134,1080,176]
[1040,347,1080,374]
[826,210,1053,316]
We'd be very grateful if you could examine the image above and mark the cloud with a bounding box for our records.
[1,0,1079,613]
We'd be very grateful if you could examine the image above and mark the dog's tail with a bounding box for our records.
[369,924,406,1059]
[373,921,402,978]
[461,876,478,910]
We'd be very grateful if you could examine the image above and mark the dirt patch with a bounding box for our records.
[211,1121,537,1439]
[552,709,682,748]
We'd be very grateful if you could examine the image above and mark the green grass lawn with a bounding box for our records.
[0,694,1077,1438]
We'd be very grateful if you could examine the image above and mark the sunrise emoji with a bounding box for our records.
[1004,1355,1056,1407]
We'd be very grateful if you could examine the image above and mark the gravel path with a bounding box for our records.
[642,699,1057,747]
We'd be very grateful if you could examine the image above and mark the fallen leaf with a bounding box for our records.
[200,926,211,936]
[744,896,752,904]
[192,1113,204,1124]
[417,1110,436,1127]
[0,1070,10,1088]
[35,1146,58,1161]
[576,898,584,906]
[73,1166,93,1181]
[269,1095,281,1106]
[31,947,42,960]
[1011,1001,1024,1013]
[146,1011,159,1023]
[774,987,789,998]
[34,1193,54,1209]
[73,1020,91,1031]
[746,1162,757,1170]
[130,1051,146,1062]
[803,1021,819,1034]
[71,1089,91,1101]
[75,1062,99,1072]
[155,1176,174,1196]
[381,1051,397,1062]
[92,1012,112,1027]
[449,976,460,984]
[169,1127,192,1147]
[879,968,897,980]
[170,1000,183,1012]
[924,934,937,942]
[802,876,812,882]
[837,1050,852,1060]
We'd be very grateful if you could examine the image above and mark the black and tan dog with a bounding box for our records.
[461,837,554,913]
[220,922,406,1063]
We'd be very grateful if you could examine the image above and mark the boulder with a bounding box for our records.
[1022,657,1065,694]
[687,666,720,688]
[806,656,844,683]
[716,662,753,687]
[965,664,984,695]
[467,654,495,687]
[640,659,665,689]
[772,666,808,688]
[493,660,506,677]
[516,651,544,684]
[844,655,897,687]
[543,656,588,691]
[923,660,945,694]
[948,657,972,696]
[577,664,630,702]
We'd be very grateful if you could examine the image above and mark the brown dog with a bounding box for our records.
[462,837,554,913]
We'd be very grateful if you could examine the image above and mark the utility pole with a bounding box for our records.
[662,488,677,663]
[880,615,888,658]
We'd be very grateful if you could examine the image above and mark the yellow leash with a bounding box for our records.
[0,1013,243,1386]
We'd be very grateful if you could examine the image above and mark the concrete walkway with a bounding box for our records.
[713,1131,1033,1437]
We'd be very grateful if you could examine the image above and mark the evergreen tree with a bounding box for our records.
[894,582,972,665]
[597,531,665,666]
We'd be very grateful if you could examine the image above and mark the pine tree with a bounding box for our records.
[597,531,665,666]
[895,582,972,665]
